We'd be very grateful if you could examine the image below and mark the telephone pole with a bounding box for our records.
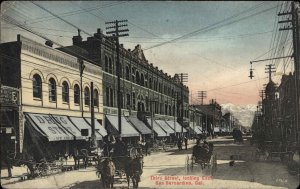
[105,20,129,135]
[265,64,276,82]
[176,73,188,136]
[197,91,207,105]
[278,1,300,159]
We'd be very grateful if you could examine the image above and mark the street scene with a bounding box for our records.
[1,1,300,189]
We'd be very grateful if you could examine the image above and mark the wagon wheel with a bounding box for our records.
[191,156,195,172]
[211,154,217,175]
[37,162,50,177]
[185,155,190,172]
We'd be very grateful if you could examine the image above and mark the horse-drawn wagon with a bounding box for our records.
[96,146,144,188]
[185,142,217,175]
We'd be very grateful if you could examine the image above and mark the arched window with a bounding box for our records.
[149,78,152,89]
[62,81,69,103]
[104,56,109,72]
[109,58,113,74]
[136,71,140,84]
[125,66,130,80]
[32,74,42,99]
[74,84,80,104]
[49,78,56,102]
[84,87,90,106]
[93,89,99,107]
[140,73,144,86]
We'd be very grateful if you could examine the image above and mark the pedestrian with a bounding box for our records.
[177,137,183,150]
[184,137,188,150]
[145,140,150,156]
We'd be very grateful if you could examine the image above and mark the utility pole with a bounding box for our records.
[79,57,85,117]
[176,73,188,136]
[279,2,300,160]
[198,91,207,105]
[105,20,129,135]
[148,98,157,140]
[90,82,96,149]
[265,64,276,82]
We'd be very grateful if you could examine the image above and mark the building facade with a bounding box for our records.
[60,29,190,139]
[1,35,105,155]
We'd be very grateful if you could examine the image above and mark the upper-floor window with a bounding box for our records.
[93,89,99,107]
[84,87,90,106]
[74,84,80,104]
[125,66,130,80]
[104,56,109,72]
[48,78,56,102]
[62,81,69,103]
[108,58,113,74]
[149,78,152,89]
[136,71,140,85]
[32,74,42,99]
[140,73,144,86]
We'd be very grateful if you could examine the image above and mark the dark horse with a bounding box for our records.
[96,157,116,189]
[73,149,88,170]
[124,155,144,189]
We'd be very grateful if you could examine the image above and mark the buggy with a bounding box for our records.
[185,143,217,175]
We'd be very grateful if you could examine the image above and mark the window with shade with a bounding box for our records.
[48,78,56,102]
[62,81,69,103]
[93,89,99,107]
[74,84,80,104]
[32,74,42,99]
[84,87,90,106]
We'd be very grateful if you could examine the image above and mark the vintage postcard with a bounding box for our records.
[0,1,299,189]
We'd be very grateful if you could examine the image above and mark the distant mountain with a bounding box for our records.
[221,103,256,128]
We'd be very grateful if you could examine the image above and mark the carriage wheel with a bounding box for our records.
[37,162,50,177]
[211,154,217,175]
[191,156,195,172]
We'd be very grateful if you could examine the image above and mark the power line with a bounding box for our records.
[144,2,277,51]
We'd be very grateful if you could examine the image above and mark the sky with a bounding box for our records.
[1,1,294,106]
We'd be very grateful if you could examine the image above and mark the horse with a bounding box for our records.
[73,149,88,170]
[124,155,144,189]
[96,157,116,189]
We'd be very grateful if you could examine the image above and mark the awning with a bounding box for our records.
[25,113,74,141]
[106,115,139,137]
[51,115,85,140]
[189,122,202,134]
[127,117,152,135]
[84,118,107,137]
[146,118,167,137]
[165,120,187,133]
[69,117,102,140]
[155,119,175,134]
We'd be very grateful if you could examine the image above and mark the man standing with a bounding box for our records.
[184,137,188,150]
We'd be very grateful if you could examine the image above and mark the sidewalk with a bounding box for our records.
[1,158,79,185]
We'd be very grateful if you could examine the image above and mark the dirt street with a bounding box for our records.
[1,139,299,189]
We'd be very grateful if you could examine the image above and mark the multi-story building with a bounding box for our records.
[59,29,190,140]
[0,35,106,157]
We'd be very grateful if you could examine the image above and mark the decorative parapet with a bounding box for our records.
[18,35,101,76]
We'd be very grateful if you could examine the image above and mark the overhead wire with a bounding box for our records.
[144,2,278,51]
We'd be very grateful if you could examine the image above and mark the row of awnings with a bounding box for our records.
[189,122,203,134]
[25,112,197,141]
[25,113,107,141]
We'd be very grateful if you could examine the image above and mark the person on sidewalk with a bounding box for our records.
[177,137,183,150]
[184,137,188,150]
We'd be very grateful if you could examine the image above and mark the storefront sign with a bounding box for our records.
[0,86,19,106]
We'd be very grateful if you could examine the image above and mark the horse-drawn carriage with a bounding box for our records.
[185,142,217,175]
[96,146,144,188]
